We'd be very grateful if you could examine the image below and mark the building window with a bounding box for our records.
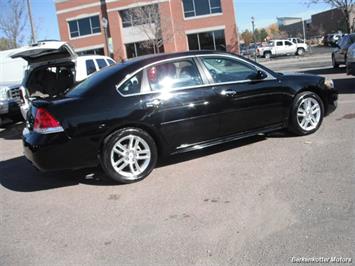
[187,30,226,51]
[182,0,222,18]
[120,4,159,28]
[125,41,164,58]
[68,16,101,38]
[77,48,105,56]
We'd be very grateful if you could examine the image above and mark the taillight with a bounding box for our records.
[33,108,64,134]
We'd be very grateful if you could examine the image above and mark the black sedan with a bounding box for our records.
[23,51,338,183]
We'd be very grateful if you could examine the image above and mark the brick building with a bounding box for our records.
[55,0,239,61]
[278,6,355,38]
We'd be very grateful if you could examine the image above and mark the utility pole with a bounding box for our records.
[102,17,110,57]
[301,18,311,53]
[251,16,256,61]
[26,0,36,44]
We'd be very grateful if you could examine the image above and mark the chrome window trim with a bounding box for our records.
[115,54,278,98]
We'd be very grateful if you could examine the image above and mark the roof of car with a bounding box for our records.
[77,55,113,60]
[123,50,234,64]
[104,50,276,78]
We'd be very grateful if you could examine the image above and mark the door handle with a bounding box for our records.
[146,99,161,108]
[221,90,237,97]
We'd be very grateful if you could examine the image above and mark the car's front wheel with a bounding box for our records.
[264,52,271,59]
[289,92,324,136]
[101,128,158,183]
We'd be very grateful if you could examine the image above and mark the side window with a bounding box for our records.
[276,41,283,46]
[96,59,108,69]
[147,59,202,91]
[201,57,257,83]
[118,72,143,95]
[107,59,115,66]
[86,59,96,75]
[285,41,293,46]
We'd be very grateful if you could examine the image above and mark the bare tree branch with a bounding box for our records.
[124,0,183,55]
[0,0,27,48]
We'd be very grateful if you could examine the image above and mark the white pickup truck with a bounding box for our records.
[257,39,308,59]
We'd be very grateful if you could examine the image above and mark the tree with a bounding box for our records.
[259,28,268,42]
[241,29,253,45]
[0,0,26,49]
[265,23,288,39]
[306,0,354,32]
[0,37,12,50]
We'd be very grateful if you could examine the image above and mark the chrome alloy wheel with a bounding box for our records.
[110,135,151,179]
[297,97,321,131]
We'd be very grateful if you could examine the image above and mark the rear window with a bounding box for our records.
[96,59,108,69]
[67,63,126,97]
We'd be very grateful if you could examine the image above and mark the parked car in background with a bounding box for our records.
[346,42,355,75]
[257,39,305,58]
[0,83,21,126]
[22,50,337,183]
[10,41,115,119]
[288,38,309,52]
[0,47,28,126]
[324,33,342,47]
[332,33,355,68]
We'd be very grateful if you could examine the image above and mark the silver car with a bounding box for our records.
[346,42,355,76]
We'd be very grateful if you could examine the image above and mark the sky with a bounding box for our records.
[0,0,332,42]
[235,0,330,31]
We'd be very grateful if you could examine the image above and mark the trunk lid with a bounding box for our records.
[10,41,77,64]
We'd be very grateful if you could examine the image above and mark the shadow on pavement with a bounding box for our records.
[0,156,119,192]
[1,135,268,192]
[333,79,355,94]
[302,67,346,75]
[302,67,355,94]
[0,122,25,140]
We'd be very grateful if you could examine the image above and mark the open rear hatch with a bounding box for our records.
[10,41,76,64]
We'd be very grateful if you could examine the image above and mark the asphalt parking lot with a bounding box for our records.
[1,53,354,265]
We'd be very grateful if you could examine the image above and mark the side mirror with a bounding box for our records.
[254,70,267,80]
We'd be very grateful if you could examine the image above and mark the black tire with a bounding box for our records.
[264,52,271,59]
[332,55,339,68]
[100,127,158,184]
[297,48,305,56]
[288,91,324,136]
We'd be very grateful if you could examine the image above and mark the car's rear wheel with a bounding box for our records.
[332,55,339,68]
[101,128,157,183]
[297,48,305,56]
[289,92,324,136]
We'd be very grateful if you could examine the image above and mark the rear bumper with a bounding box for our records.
[23,128,98,171]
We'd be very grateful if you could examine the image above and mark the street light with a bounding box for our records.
[251,16,257,61]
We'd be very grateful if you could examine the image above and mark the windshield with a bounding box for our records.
[268,41,275,46]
